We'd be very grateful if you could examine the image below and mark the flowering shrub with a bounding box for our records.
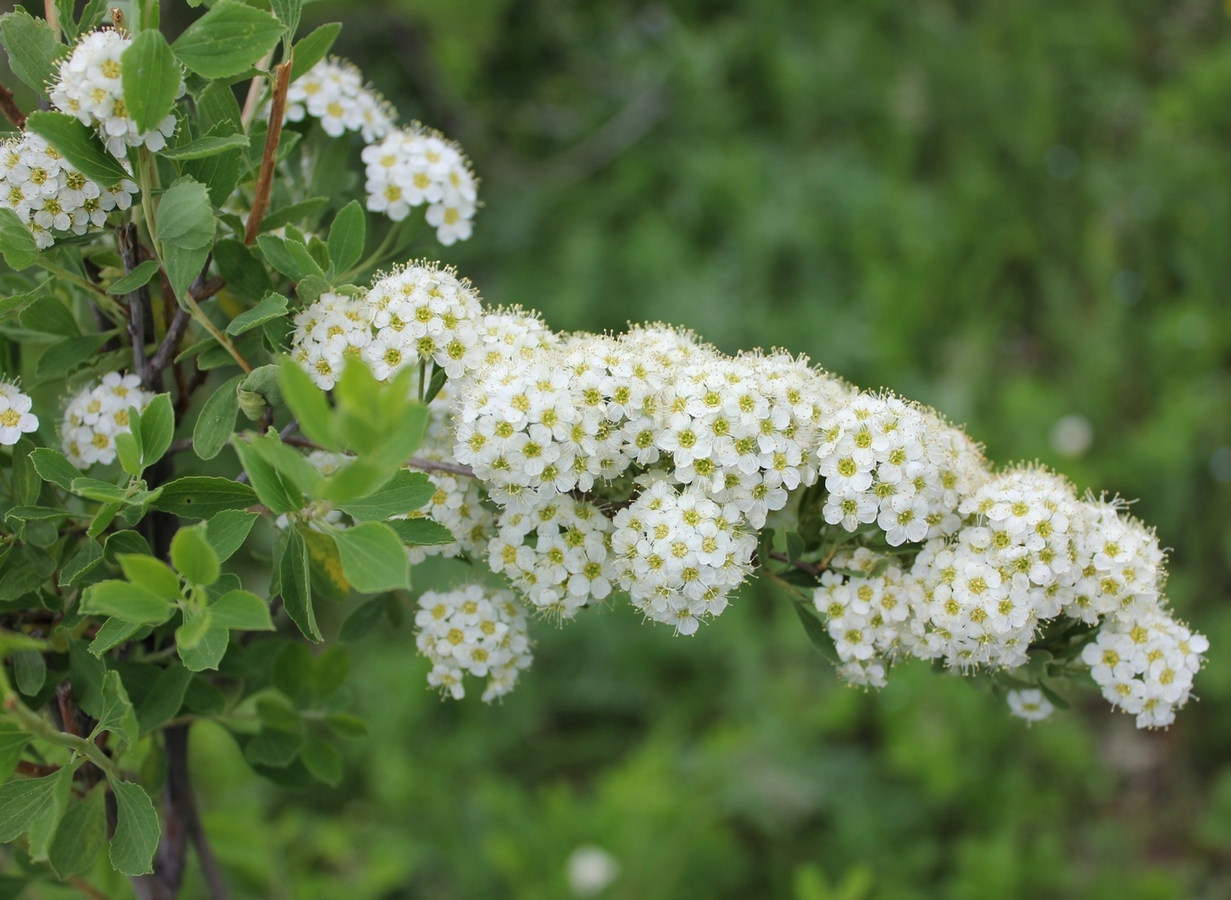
[0,1,1207,896]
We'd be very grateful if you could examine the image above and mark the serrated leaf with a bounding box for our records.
[0,771,63,845]
[330,522,409,594]
[0,10,67,100]
[25,112,128,185]
[31,448,83,492]
[89,618,143,657]
[232,438,302,514]
[172,0,286,79]
[12,650,45,697]
[278,356,336,450]
[109,779,160,876]
[177,613,229,672]
[90,670,139,748]
[300,735,341,786]
[156,178,215,250]
[243,727,303,768]
[36,334,109,382]
[48,785,106,879]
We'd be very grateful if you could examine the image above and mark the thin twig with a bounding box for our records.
[0,81,25,129]
[244,59,292,244]
[767,550,825,579]
[67,876,109,900]
[118,224,151,386]
[145,308,191,391]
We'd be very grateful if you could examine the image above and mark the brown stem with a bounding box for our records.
[145,309,191,392]
[119,225,151,386]
[244,59,292,245]
[16,760,59,777]
[767,550,825,579]
[67,876,109,900]
[0,80,25,129]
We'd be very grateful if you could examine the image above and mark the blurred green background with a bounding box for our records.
[17,0,1231,896]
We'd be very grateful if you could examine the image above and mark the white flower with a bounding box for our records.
[50,29,183,159]
[414,584,533,701]
[283,57,396,143]
[362,124,480,243]
[0,380,38,445]
[60,373,155,468]
[1006,689,1055,723]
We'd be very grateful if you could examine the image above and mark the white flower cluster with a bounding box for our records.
[0,132,137,249]
[808,466,1207,727]
[611,479,757,634]
[414,584,533,701]
[285,57,397,144]
[814,549,915,688]
[816,393,988,543]
[0,380,38,446]
[50,29,182,158]
[61,373,155,468]
[489,497,614,620]
[290,263,484,390]
[1081,604,1207,728]
[362,125,479,245]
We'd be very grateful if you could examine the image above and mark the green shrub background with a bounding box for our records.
[8,0,1231,896]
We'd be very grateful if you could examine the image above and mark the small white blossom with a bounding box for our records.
[0,380,38,445]
[60,373,155,468]
[284,56,396,143]
[1006,689,1055,723]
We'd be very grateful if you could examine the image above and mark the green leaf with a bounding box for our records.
[68,640,107,718]
[80,580,176,625]
[0,208,39,271]
[25,112,129,185]
[239,364,283,418]
[0,10,67,100]
[156,178,215,250]
[21,295,79,336]
[232,438,303,515]
[279,527,320,642]
[244,727,303,768]
[327,200,366,276]
[106,260,162,295]
[31,448,83,492]
[792,601,837,662]
[213,239,270,303]
[160,133,250,161]
[209,589,274,631]
[325,712,367,739]
[258,196,329,236]
[182,625,230,674]
[269,0,303,39]
[117,554,181,600]
[785,531,805,564]
[0,723,29,785]
[192,373,243,460]
[314,646,350,698]
[278,356,336,450]
[138,393,175,468]
[0,771,64,845]
[109,779,160,876]
[121,29,181,135]
[300,735,342,786]
[12,650,45,696]
[69,477,129,504]
[161,241,212,304]
[289,22,341,83]
[172,0,286,79]
[204,510,258,562]
[90,670,139,749]
[247,431,322,496]
[11,438,40,506]
[171,525,221,586]
[152,476,257,518]
[338,470,435,522]
[338,596,386,642]
[330,523,409,594]
[35,334,109,382]
[60,539,103,588]
[77,0,111,35]
[48,786,106,879]
[180,123,244,209]
[227,292,288,336]
[273,642,313,703]
[26,764,74,862]
[257,233,322,281]
[89,618,142,657]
